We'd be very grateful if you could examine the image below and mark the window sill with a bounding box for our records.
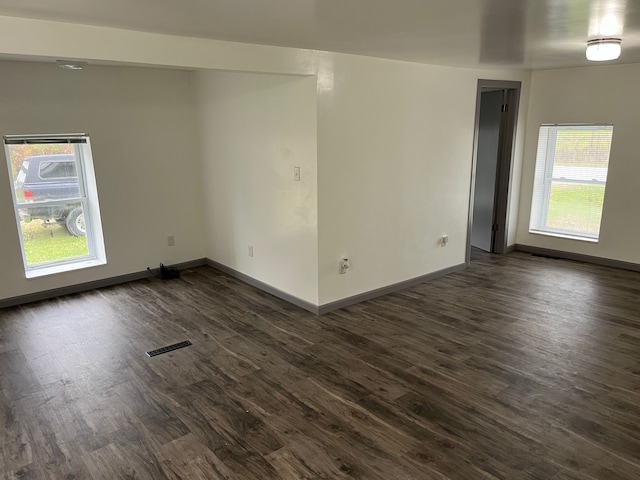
[528,229,598,243]
[25,257,107,279]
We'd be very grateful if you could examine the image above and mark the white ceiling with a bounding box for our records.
[0,0,639,70]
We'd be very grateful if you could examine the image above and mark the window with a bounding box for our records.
[529,124,613,242]
[39,160,77,180]
[4,134,106,278]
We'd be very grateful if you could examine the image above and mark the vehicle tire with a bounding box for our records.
[65,206,86,237]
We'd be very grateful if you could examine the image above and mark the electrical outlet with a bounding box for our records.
[167,235,175,247]
[248,245,254,257]
[339,257,350,274]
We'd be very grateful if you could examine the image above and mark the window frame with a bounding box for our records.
[4,134,107,278]
[529,124,613,242]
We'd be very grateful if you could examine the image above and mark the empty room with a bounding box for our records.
[1,1,639,479]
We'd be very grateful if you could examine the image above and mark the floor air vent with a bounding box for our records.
[146,340,192,357]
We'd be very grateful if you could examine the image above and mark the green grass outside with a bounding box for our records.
[546,183,605,235]
[20,220,89,266]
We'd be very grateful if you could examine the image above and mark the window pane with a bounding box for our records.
[529,124,613,241]
[39,159,77,180]
[7,144,74,183]
[553,129,611,169]
[19,204,89,267]
[8,147,81,203]
[546,182,605,236]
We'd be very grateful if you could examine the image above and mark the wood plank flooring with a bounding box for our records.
[1,249,640,479]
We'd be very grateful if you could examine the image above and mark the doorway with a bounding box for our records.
[467,80,521,261]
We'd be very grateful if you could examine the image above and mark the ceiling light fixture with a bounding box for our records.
[56,60,87,70]
[586,38,622,61]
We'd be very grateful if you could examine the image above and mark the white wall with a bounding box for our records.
[317,54,529,305]
[195,56,530,309]
[196,72,319,304]
[516,63,640,264]
[193,54,530,308]
[0,61,204,301]
[0,15,321,75]
[0,17,533,309]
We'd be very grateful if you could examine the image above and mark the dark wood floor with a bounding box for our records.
[1,250,640,479]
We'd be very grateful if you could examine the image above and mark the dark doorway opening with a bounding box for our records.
[467,80,521,261]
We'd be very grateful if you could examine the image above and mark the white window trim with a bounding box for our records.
[25,257,107,279]
[528,229,599,243]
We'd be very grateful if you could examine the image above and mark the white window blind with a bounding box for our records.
[529,124,613,241]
